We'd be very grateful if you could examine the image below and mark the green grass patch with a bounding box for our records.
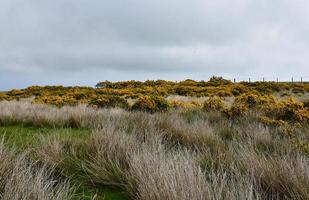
[0,124,90,150]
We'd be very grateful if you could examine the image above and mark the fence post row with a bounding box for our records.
[231,77,306,83]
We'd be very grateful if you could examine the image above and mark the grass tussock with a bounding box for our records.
[0,141,74,200]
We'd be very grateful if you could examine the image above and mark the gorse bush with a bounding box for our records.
[150,95,171,112]
[225,93,278,118]
[6,89,31,100]
[234,93,276,109]
[131,95,170,113]
[270,97,309,123]
[169,100,202,109]
[0,93,11,101]
[34,95,78,107]
[131,96,156,112]
[225,102,249,118]
[224,93,309,125]
[203,97,225,111]
[231,85,249,96]
[89,95,129,109]
[258,116,288,127]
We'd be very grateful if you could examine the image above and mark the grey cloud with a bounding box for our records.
[0,0,309,90]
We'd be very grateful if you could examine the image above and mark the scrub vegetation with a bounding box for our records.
[0,77,308,199]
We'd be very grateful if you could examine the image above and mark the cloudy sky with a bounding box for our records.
[1,0,309,90]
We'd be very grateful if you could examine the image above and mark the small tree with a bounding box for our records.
[95,81,113,88]
[208,76,232,86]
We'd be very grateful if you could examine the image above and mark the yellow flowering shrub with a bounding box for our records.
[34,92,83,107]
[270,97,309,123]
[34,96,66,107]
[169,100,202,109]
[6,89,31,100]
[258,116,288,127]
[89,95,129,109]
[225,102,249,117]
[131,96,156,112]
[131,95,170,112]
[203,97,225,111]
[226,93,276,117]
[0,93,11,101]
[233,93,276,109]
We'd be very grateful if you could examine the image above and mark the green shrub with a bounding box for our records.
[280,92,290,97]
[291,87,305,95]
[251,82,281,94]
[150,95,171,112]
[175,87,191,96]
[303,100,309,110]
[6,89,31,100]
[231,85,248,96]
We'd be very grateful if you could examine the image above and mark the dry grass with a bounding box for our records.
[0,100,131,129]
[0,141,74,200]
[81,126,138,187]
[0,101,308,199]
[127,149,209,200]
[237,149,309,200]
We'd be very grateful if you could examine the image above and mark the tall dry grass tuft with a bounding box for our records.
[81,126,139,187]
[126,145,209,200]
[0,141,74,200]
[152,112,222,149]
[237,149,309,200]
[127,145,260,200]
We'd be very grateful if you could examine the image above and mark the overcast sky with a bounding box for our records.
[1,0,309,90]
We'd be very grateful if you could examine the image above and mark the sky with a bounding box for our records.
[1,0,309,90]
